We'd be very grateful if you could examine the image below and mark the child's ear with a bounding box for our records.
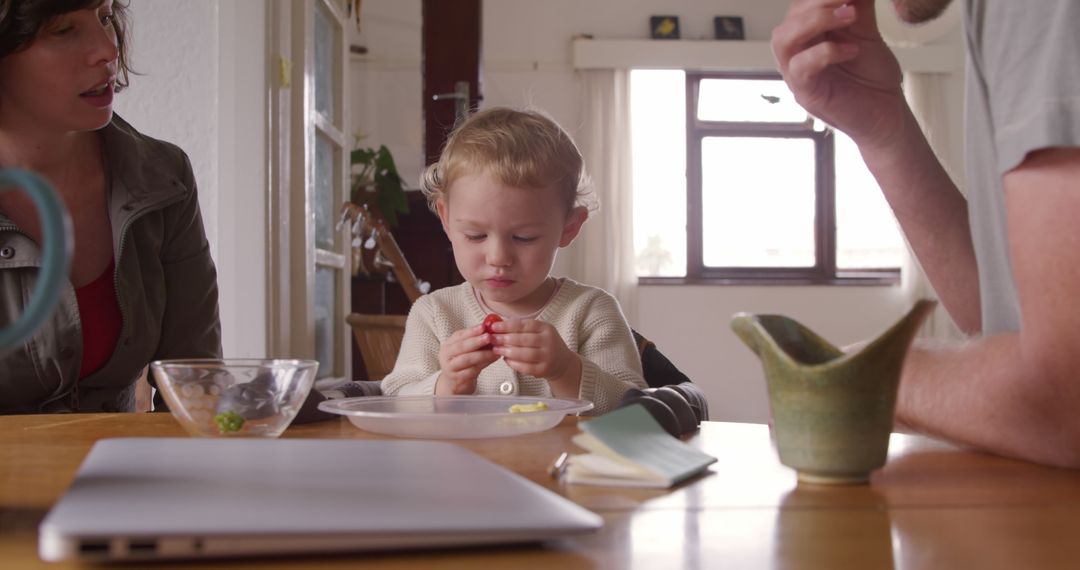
[435,198,451,234]
[559,206,589,247]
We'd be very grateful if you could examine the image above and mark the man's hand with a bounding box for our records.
[435,324,499,395]
[771,0,905,149]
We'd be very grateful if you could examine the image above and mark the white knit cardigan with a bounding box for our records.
[380,279,647,415]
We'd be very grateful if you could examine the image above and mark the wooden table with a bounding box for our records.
[2,414,1080,569]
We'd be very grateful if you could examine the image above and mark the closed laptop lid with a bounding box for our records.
[39,438,601,562]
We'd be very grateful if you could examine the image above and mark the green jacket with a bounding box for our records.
[0,116,222,413]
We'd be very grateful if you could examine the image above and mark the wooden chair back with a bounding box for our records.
[346,313,408,381]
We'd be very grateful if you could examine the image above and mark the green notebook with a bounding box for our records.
[565,404,717,488]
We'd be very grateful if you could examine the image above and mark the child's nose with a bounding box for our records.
[486,239,513,267]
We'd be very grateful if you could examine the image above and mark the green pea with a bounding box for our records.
[213,411,245,434]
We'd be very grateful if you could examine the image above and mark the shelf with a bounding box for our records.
[572,39,959,74]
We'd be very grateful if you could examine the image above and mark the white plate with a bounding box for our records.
[317,395,594,439]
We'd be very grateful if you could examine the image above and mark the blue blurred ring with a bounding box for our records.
[0,169,73,349]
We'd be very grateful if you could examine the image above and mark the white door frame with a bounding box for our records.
[267,0,352,380]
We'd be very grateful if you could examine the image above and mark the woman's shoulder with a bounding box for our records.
[107,115,189,166]
[103,115,195,196]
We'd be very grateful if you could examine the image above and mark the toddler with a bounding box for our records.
[380,107,647,414]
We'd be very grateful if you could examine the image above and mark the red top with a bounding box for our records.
[75,260,122,379]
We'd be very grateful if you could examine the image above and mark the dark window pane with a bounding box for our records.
[314,133,336,251]
[314,267,336,379]
[314,3,336,122]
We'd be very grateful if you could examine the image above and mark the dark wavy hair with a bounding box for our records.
[0,0,132,90]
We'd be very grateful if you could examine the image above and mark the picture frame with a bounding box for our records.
[714,16,745,40]
[650,16,680,40]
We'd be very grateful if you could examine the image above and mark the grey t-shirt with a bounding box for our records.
[963,0,1080,333]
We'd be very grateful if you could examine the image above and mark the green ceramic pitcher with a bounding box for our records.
[731,300,936,484]
[0,168,72,352]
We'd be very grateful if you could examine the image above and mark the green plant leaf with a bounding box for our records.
[350,143,409,226]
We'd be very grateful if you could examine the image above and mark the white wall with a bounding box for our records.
[350,0,790,188]
[114,0,219,244]
[481,0,790,127]
[349,1,424,187]
[353,0,966,424]
[114,0,268,359]
[216,1,269,359]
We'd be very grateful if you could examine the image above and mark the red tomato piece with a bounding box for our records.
[481,314,503,350]
[482,313,503,334]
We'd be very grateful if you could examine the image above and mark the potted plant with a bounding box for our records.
[350,139,409,227]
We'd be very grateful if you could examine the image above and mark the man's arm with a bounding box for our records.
[770,0,982,332]
[857,109,982,333]
[896,148,1080,468]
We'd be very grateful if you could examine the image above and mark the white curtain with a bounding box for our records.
[902,72,966,340]
[559,69,638,326]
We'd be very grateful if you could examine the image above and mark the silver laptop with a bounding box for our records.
[39,438,602,562]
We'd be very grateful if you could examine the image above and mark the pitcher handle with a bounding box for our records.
[0,169,72,349]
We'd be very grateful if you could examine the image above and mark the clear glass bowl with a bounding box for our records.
[318,395,594,439]
[150,359,319,438]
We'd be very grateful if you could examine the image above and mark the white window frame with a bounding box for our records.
[267,0,352,380]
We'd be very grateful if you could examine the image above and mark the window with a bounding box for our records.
[631,70,905,285]
[309,0,350,380]
[268,0,352,380]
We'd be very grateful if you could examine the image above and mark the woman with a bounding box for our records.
[0,0,221,413]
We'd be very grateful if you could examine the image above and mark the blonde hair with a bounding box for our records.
[420,107,596,213]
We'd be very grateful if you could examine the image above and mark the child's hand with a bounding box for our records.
[491,319,582,389]
[435,324,500,395]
